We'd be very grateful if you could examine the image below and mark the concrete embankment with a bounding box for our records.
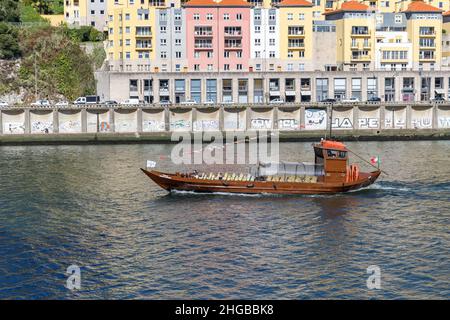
[1,130,450,146]
[0,103,449,145]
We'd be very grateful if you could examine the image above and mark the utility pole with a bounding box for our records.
[34,53,38,99]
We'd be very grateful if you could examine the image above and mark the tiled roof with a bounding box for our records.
[323,1,370,15]
[444,10,450,16]
[183,0,252,7]
[402,1,443,13]
[277,0,313,7]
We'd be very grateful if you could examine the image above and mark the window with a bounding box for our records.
[237,64,242,70]
[224,64,230,70]
[207,13,213,20]
[176,51,181,58]
[160,51,167,59]
[269,26,275,33]
[223,14,229,20]
[194,13,200,20]
[255,26,261,33]
[236,51,242,58]
[194,51,200,58]
[175,13,181,20]
[395,14,402,24]
[125,26,130,34]
[175,39,181,46]
[125,13,130,20]
[269,51,275,58]
[287,13,293,21]
[236,14,242,20]
[255,39,261,46]
[224,51,230,58]
[125,52,130,59]
[125,39,130,46]
[194,64,200,71]
[207,51,213,58]
[299,13,304,20]
[160,39,166,46]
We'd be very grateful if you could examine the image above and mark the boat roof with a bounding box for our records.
[315,140,347,151]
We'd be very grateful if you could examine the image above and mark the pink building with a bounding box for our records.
[184,0,252,72]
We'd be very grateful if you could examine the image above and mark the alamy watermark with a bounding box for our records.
[66,265,81,291]
[170,131,279,165]
[366,265,381,290]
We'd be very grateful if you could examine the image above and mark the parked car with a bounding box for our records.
[341,97,360,103]
[204,100,216,105]
[321,98,336,103]
[181,99,197,105]
[269,98,285,104]
[431,96,445,102]
[104,100,118,105]
[158,100,172,105]
[73,95,99,105]
[31,99,50,106]
[0,101,9,108]
[367,97,382,102]
[55,101,69,107]
[121,98,140,105]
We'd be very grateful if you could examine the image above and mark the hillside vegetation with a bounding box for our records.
[0,0,106,103]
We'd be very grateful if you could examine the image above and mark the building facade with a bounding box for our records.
[70,0,450,103]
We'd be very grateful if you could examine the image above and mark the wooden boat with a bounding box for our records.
[141,140,381,195]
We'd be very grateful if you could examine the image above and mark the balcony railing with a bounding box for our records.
[288,42,305,48]
[136,43,152,49]
[194,30,213,36]
[224,31,242,36]
[194,43,213,48]
[224,43,242,48]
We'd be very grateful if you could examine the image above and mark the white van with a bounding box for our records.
[121,98,140,105]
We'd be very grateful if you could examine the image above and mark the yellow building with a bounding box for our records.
[403,1,443,70]
[64,0,87,26]
[324,1,376,71]
[106,1,161,72]
[64,0,107,30]
[277,0,314,71]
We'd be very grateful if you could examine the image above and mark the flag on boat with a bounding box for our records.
[370,156,379,166]
[146,160,156,168]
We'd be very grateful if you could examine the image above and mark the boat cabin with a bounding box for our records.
[314,140,348,183]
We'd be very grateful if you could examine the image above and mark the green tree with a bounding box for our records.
[0,0,20,22]
[0,23,21,59]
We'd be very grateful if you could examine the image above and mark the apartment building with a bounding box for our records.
[324,1,376,72]
[64,0,107,30]
[93,0,450,103]
[277,0,314,72]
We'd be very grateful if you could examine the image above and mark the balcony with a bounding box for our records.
[419,43,436,49]
[136,31,152,38]
[288,28,305,37]
[136,42,152,50]
[351,55,371,61]
[288,42,305,50]
[224,27,242,38]
[419,29,435,37]
[351,28,370,37]
[194,42,213,50]
[224,42,242,50]
[194,29,213,37]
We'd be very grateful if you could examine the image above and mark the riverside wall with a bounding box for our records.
[1,103,450,144]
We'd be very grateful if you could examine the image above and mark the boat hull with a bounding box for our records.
[141,169,381,195]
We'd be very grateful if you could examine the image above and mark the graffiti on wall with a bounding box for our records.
[251,118,272,129]
[278,119,299,130]
[438,117,450,128]
[193,120,219,131]
[411,117,432,129]
[358,118,379,129]
[332,117,353,129]
[305,109,326,130]
[3,123,25,134]
[59,120,81,133]
[170,120,191,130]
[143,120,165,132]
[31,121,53,133]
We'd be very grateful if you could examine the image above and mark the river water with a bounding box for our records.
[0,141,449,299]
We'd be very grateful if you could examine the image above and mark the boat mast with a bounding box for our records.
[328,103,333,140]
